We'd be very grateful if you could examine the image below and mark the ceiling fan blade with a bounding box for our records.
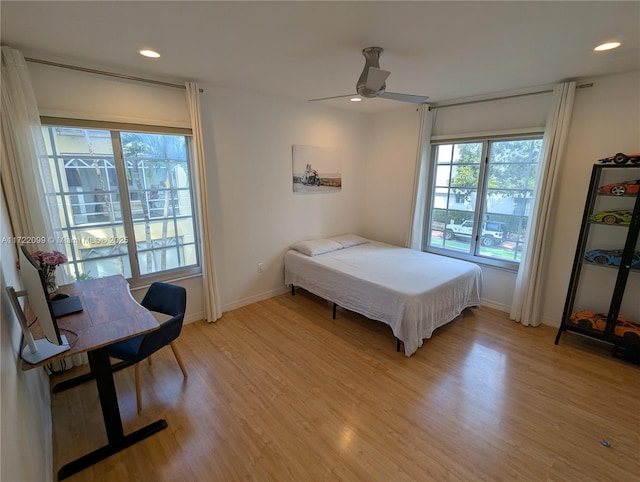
[365,67,391,91]
[379,91,429,103]
[308,93,357,102]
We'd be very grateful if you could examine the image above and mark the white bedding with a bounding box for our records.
[284,240,482,356]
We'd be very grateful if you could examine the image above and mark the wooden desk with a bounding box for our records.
[23,275,167,480]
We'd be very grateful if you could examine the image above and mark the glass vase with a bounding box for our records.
[46,270,58,294]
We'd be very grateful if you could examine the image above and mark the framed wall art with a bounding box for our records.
[292,145,341,193]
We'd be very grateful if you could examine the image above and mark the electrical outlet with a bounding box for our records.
[257,263,264,273]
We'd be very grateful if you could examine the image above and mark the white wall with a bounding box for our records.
[27,62,207,323]
[365,106,522,311]
[431,88,551,137]
[8,57,637,482]
[6,62,368,481]
[363,105,420,246]
[365,71,640,320]
[540,70,640,326]
[25,59,640,325]
[198,85,369,309]
[27,62,370,313]
[1,194,53,482]
[29,62,190,128]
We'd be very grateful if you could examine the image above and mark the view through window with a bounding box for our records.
[427,137,543,268]
[42,124,199,282]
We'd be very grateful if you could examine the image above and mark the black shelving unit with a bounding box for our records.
[555,163,640,364]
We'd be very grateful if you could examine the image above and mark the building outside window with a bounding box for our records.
[426,136,543,270]
[41,122,200,284]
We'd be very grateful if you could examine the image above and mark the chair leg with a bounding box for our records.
[170,342,188,379]
[134,363,142,414]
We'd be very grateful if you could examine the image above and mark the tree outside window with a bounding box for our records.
[428,136,542,269]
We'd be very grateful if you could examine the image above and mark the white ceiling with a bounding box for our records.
[2,1,639,113]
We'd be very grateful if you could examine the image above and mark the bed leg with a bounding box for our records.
[396,338,401,352]
[332,303,337,319]
[291,284,295,296]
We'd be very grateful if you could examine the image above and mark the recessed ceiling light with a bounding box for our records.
[594,42,621,52]
[138,49,161,58]
[350,97,362,102]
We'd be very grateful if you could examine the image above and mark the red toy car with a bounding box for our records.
[598,179,640,196]
[598,152,640,165]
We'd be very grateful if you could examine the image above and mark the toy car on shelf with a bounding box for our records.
[597,179,640,196]
[568,310,640,342]
[597,152,640,165]
[589,209,633,225]
[584,249,640,269]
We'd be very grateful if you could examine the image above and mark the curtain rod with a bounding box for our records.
[24,57,203,93]
[430,89,552,110]
[429,83,592,111]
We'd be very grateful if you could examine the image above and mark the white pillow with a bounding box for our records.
[290,238,343,256]
[328,234,370,248]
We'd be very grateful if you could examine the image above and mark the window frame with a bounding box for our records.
[424,131,544,271]
[41,117,202,287]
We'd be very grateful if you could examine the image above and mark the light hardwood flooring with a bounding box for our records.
[51,290,640,481]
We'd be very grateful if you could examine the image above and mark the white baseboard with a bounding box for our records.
[183,287,289,324]
[480,298,562,328]
[198,291,563,329]
[540,315,561,328]
[480,298,511,314]
[222,286,290,313]
[184,312,204,325]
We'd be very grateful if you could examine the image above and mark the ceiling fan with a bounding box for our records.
[309,47,429,104]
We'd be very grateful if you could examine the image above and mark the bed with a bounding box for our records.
[284,235,482,356]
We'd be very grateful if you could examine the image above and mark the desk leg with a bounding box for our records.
[91,348,124,441]
[52,360,132,394]
[57,347,167,480]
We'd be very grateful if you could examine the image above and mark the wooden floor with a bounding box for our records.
[51,290,640,481]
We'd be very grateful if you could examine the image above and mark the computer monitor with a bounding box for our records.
[8,246,71,364]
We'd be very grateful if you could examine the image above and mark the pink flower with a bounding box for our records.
[51,250,68,265]
[42,253,59,266]
[30,249,68,267]
[31,250,45,262]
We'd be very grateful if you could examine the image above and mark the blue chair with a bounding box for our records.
[108,282,188,413]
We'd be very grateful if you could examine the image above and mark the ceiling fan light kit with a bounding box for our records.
[309,46,428,104]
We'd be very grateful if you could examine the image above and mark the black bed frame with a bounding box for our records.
[290,284,403,352]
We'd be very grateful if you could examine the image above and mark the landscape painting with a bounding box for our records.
[292,145,342,193]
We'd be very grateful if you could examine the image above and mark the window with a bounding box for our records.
[42,121,200,284]
[427,136,543,269]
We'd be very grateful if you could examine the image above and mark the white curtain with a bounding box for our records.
[1,46,69,282]
[185,82,222,322]
[2,46,80,369]
[510,81,576,326]
[407,104,436,250]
